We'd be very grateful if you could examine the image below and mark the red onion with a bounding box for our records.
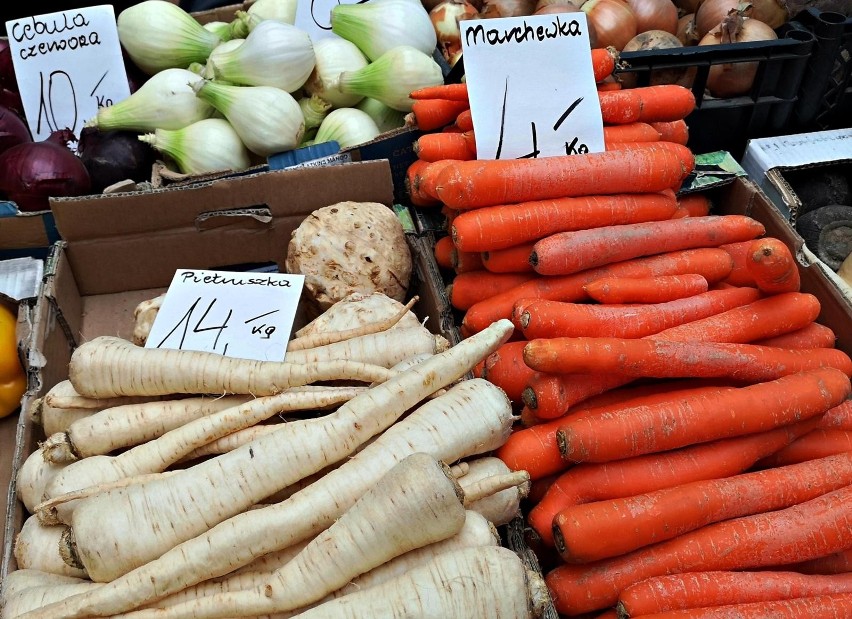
[0,41,17,93]
[78,127,156,193]
[583,0,638,50]
[0,88,24,118]
[0,129,91,212]
[0,105,31,156]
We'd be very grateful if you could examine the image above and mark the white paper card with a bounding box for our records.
[460,14,604,160]
[295,0,363,41]
[145,269,305,362]
[6,6,130,142]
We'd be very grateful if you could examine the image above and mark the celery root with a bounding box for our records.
[44,320,513,592]
[20,327,514,618]
[68,336,394,397]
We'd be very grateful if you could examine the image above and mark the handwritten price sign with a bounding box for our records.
[460,13,604,160]
[145,270,305,362]
[295,0,366,41]
[6,6,130,142]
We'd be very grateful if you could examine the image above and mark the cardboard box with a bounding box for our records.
[740,128,852,309]
[0,159,455,580]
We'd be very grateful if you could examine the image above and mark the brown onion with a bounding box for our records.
[620,30,695,87]
[750,0,787,27]
[673,0,702,12]
[676,13,700,45]
[479,0,536,18]
[533,3,598,46]
[535,0,587,8]
[696,0,752,37]
[583,0,638,50]
[430,0,478,64]
[699,10,778,97]
[625,0,678,34]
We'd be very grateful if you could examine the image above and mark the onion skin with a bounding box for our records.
[676,13,700,46]
[431,0,478,63]
[78,127,156,193]
[479,0,537,18]
[0,129,91,212]
[695,0,751,37]
[625,0,678,35]
[749,0,787,28]
[533,2,599,45]
[620,30,695,87]
[583,0,638,50]
[699,11,778,97]
[0,105,31,156]
[673,0,701,12]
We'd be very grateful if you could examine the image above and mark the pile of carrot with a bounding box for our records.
[406,70,852,618]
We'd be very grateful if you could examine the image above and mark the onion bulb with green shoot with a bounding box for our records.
[139,118,251,175]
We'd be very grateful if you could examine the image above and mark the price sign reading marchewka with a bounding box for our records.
[6,6,130,143]
[460,13,604,160]
[295,0,364,41]
[145,270,306,362]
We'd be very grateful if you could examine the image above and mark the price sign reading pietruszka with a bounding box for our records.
[460,13,604,160]
[6,6,130,143]
[145,270,305,362]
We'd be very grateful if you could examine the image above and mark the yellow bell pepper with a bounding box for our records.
[0,301,25,418]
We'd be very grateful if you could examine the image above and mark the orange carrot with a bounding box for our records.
[618,571,852,617]
[455,108,473,132]
[584,274,709,304]
[405,159,440,207]
[451,192,678,253]
[594,611,618,619]
[757,429,852,468]
[719,240,759,287]
[675,193,711,217]
[411,98,470,131]
[651,119,690,145]
[546,483,852,615]
[524,338,852,380]
[414,131,475,162]
[517,287,760,340]
[418,159,459,201]
[555,367,851,464]
[447,271,536,311]
[604,122,662,145]
[523,291,822,416]
[479,341,534,403]
[482,243,536,274]
[409,83,469,101]
[634,594,852,618]
[435,141,695,209]
[792,549,852,575]
[598,85,697,124]
[451,247,484,273]
[754,322,837,349]
[526,421,815,546]
[434,235,454,270]
[554,453,852,563]
[462,248,734,335]
[530,216,765,276]
[819,399,852,430]
[597,80,622,91]
[592,46,619,82]
[441,124,464,133]
[746,237,801,294]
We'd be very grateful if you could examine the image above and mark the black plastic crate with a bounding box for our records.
[616,25,816,158]
[792,8,852,130]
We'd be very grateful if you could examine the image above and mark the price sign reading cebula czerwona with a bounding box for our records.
[460,13,604,160]
[145,269,305,362]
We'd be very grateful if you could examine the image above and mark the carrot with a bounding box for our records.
[530,215,765,276]
[592,46,619,82]
[479,341,535,403]
[675,193,711,217]
[451,247,485,273]
[584,274,709,304]
[451,192,678,253]
[598,85,696,124]
[416,159,458,201]
[455,108,473,131]
[462,247,734,335]
[414,131,475,162]
[524,337,852,380]
[411,98,469,130]
[526,421,814,546]
[650,119,690,145]
[482,243,536,273]
[447,271,536,311]
[523,291,822,416]
[595,611,619,619]
[441,123,463,133]
[553,452,852,563]
[618,571,852,617]
[555,367,851,464]
[792,549,852,575]
[754,322,837,349]
[604,122,661,145]
[435,141,695,209]
[405,159,440,206]
[819,399,852,430]
[746,237,801,294]
[757,429,852,467]
[597,80,622,91]
[517,287,760,341]
[719,240,759,286]
[409,83,469,101]
[546,483,852,615]
[434,235,454,270]
[634,594,852,618]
